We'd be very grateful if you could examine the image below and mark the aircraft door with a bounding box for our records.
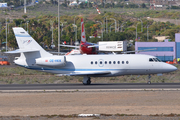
[98,59,104,67]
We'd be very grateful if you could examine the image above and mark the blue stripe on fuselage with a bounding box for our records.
[15,34,31,37]
[17,65,120,71]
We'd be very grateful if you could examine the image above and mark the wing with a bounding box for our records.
[56,71,111,76]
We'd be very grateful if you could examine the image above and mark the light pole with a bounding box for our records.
[106,16,108,33]
[24,21,26,30]
[117,21,119,32]
[120,22,127,32]
[50,20,54,45]
[72,24,77,45]
[96,21,103,41]
[104,16,108,33]
[8,20,9,34]
[60,22,67,37]
[58,0,60,55]
[103,17,105,33]
[110,18,117,33]
[26,21,29,33]
[0,22,1,33]
[106,17,108,33]
[110,23,114,32]
[136,23,140,41]
[21,21,22,27]
[147,25,149,41]
[6,18,7,52]
[138,18,143,32]
[74,16,77,31]
[24,0,26,13]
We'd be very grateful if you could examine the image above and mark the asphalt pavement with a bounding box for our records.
[0,83,180,91]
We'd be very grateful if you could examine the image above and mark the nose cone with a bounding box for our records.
[163,64,177,73]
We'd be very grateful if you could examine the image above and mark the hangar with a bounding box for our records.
[135,33,180,62]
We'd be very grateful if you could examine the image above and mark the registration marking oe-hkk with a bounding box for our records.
[45,59,61,62]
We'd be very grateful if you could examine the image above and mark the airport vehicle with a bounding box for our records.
[7,27,177,85]
[0,56,10,65]
[166,59,177,64]
[61,18,98,55]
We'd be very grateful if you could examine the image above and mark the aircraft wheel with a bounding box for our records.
[87,79,91,85]
[83,77,91,85]
[147,81,151,85]
[147,74,151,85]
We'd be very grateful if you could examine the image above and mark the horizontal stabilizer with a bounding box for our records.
[59,44,79,48]
[87,45,99,48]
[49,51,67,55]
[56,71,111,76]
[5,49,40,53]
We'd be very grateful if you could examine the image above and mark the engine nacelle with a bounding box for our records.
[36,56,66,67]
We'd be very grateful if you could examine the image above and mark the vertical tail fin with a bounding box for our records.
[13,27,42,50]
[13,27,52,57]
[81,18,86,43]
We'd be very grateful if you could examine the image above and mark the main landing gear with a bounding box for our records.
[147,74,151,85]
[83,76,91,85]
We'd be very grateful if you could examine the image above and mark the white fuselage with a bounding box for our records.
[14,54,177,77]
[8,27,177,85]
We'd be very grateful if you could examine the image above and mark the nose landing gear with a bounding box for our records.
[147,74,151,84]
[83,76,91,85]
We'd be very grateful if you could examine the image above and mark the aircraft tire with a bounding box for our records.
[87,79,91,85]
[83,77,91,85]
[147,81,151,85]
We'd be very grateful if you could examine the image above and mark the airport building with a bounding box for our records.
[135,33,180,62]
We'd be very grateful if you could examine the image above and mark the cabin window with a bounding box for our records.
[118,61,120,64]
[109,61,111,64]
[105,61,107,64]
[100,61,102,64]
[113,61,116,64]
[126,61,129,64]
[95,61,97,64]
[122,61,124,64]
[91,61,93,64]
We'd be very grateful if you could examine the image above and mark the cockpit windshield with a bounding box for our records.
[156,58,162,62]
[149,58,153,62]
[153,58,158,62]
[149,58,162,62]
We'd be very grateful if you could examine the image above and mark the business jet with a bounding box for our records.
[7,27,177,85]
[61,18,98,55]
